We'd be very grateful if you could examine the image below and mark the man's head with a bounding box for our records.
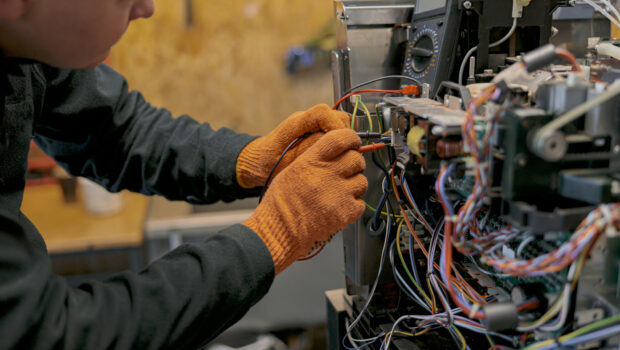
[0,0,154,69]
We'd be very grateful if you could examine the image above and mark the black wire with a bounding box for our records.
[372,152,390,183]
[372,191,387,231]
[258,135,309,203]
[342,75,423,97]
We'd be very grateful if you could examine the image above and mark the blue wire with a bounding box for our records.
[408,232,423,288]
[438,163,475,312]
[438,163,456,217]
[537,323,620,350]
[373,191,387,231]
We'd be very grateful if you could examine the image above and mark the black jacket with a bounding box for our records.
[0,57,275,349]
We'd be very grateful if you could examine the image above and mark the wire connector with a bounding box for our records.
[358,143,387,153]
[401,85,421,96]
[356,131,383,139]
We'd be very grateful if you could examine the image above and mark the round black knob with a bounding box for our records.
[411,34,434,73]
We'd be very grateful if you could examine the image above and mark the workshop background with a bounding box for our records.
[20,1,620,349]
[110,0,335,135]
[22,1,344,349]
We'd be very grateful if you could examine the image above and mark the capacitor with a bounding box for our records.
[436,139,465,158]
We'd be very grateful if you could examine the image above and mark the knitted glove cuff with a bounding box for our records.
[242,211,297,274]
[236,137,270,189]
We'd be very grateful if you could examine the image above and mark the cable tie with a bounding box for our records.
[600,205,617,237]
[447,215,458,223]
[468,303,481,319]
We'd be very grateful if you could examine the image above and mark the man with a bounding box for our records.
[0,0,367,348]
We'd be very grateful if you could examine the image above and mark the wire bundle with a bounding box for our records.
[484,204,620,276]
[338,69,620,349]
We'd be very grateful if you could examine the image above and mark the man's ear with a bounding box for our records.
[0,0,27,21]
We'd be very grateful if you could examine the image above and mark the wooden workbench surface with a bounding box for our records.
[21,185,148,254]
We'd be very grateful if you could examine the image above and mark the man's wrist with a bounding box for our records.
[242,208,295,275]
[236,137,267,189]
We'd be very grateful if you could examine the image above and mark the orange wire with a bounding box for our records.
[332,85,420,110]
[555,48,583,72]
[393,165,488,305]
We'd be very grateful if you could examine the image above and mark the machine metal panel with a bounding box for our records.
[335,0,414,26]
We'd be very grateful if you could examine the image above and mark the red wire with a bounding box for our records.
[555,48,582,72]
[516,300,540,312]
[332,85,420,110]
[333,89,403,110]
[435,166,486,320]
[298,244,326,261]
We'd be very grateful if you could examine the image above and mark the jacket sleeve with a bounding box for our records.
[33,64,259,204]
[0,209,275,350]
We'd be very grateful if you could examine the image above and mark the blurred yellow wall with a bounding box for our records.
[110,0,335,135]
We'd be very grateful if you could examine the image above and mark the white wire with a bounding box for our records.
[516,234,536,258]
[583,0,620,29]
[345,319,385,345]
[342,192,394,350]
[384,315,417,350]
[389,241,433,311]
[538,255,582,332]
[458,18,519,85]
[601,0,620,24]
[516,254,583,332]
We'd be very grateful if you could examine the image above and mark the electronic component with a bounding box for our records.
[402,0,462,96]
[330,2,620,349]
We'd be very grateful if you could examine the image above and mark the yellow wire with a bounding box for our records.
[364,202,404,219]
[383,330,426,348]
[486,332,496,348]
[358,97,373,133]
[351,96,360,130]
[426,277,438,314]
[452,325,467,350]
[519,249,588,330]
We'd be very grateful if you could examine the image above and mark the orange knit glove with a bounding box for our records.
[236,104,350,189]
[243,129,368,274]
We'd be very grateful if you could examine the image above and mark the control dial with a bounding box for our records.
[410,34,434,73]
[403,27,440,80]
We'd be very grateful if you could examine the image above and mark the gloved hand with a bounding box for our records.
[236,104,350,189]
[243,129,368,274]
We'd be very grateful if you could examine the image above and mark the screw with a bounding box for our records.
[337,11,348,23]
[514,153,528,167]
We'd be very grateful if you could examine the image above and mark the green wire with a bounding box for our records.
[351,96,360,130]
[358,98,373,133]
[365,201,377,211]
[375,105,384,134]
[524,314,620,350]
[569,314,620,339]
[452,325,468,350]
